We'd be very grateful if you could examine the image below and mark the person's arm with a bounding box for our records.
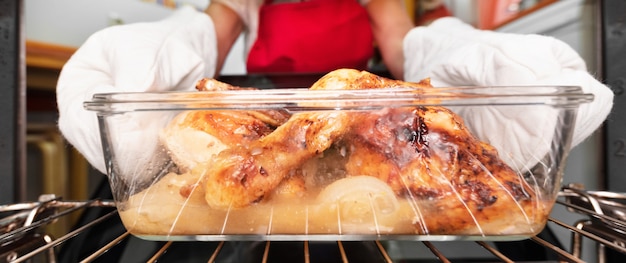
[365,0,414,80]
[205,2,245,76]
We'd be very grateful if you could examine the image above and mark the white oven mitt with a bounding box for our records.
[403,17,614,170]
[56,5,217,175]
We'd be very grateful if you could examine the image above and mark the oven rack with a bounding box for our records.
[1,185,625,263]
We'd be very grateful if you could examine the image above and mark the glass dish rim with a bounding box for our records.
[83,85,595,113]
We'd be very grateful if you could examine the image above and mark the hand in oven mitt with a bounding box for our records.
[403,17,614,170]
[56,6,218,175]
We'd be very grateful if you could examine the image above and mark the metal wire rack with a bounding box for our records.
[1,184,625,263]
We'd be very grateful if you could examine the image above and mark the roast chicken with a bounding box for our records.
[160,79,291,172]
[159,69,542,234]
[343,106,537,234]
[199,69,434,208]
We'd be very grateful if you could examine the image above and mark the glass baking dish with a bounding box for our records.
[84,71,593,242]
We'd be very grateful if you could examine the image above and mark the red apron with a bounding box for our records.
[246,0,374,74]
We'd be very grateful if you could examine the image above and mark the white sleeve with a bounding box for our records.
[57,6,218,174]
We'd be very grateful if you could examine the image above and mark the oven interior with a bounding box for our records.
[2,0,626,262]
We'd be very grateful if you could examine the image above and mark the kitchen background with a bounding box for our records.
[19,0,605,262]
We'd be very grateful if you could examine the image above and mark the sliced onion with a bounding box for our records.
[316,176,399,223]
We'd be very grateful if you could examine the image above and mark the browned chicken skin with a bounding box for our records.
[203,111,353,208]
[195,78,291,127]
[165,69,542,234]
[161,79,291,173]
[343,106,538,234]
[201,69,434,209]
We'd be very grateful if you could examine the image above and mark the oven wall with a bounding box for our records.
[0,0,26,205]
